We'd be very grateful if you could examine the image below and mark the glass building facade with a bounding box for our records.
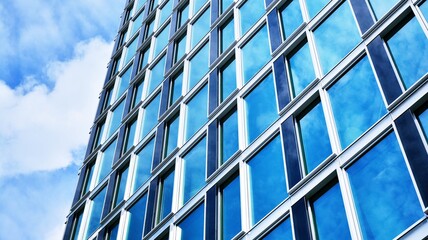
[64,0,428,239]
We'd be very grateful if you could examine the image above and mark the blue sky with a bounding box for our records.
[0,0,124,239]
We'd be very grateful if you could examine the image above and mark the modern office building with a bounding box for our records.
[63,0,428,239]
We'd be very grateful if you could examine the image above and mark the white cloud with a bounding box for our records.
[0,37,113,177]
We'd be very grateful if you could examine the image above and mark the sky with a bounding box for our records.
[0,0,124,239]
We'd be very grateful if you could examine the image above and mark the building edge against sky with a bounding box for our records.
[63,0,428,239]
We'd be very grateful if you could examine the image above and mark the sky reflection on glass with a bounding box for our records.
[170,71,183,105]
[159,0,172,26]
[305,0,330,18]
[239,0,265,35]
[124,119,137,152]
[280,0,303,39]
[244,73,278,144]
[248,135,287,225]
[97,139,118,184]
[261,218,293,240]
[182,138,206,203]
[158,170,175,222]
[154,23,170,57]
[112,167,129,208]
[313,2,360,74]
[189,43,209,90]
[125,38,138,64]
[186,85,208,140]
[387,16,428,89]
[347,133,422,240]
[191,8,210,48]
[221,175,241,240]
[220,110,239,164]
[125,194,147,240]
[368,0,399,20]
[133,138,154,193]
[221,0,233,13]
[193,0,208,16]
[85,187,107,239]
[328,56,386,148]
[71,211,83,240]
[148,55,166,94]
[106,222,119,240]
[418,108,428,141]
[131,12,144,37]
[421,2,428,19]
[175,34,187,63]
[164,114,179,157]
[220,58,236,102]
[141,93,161,139]
[221,18,235,53]
[288,41,316,97]
[108,100,125,137]
[179,203,204,240]
[118,66,132,99]
[132,80,144,108]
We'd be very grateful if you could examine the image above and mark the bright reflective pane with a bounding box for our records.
[97,139,118,183]
[298,101,331,173]
[137,0,145,11]
[328,56,386,148]
[108,100,125,137]
[280,0,303,39]
[124,119,137,152]
[244,73,278,143]
[305,0,330,18]
[288,41,316,97]
[132,80,144,108]
[220,18,234,53]
[178,4,189,28]
[421,2,428,20]
[125,38,138,64]
[175,34,187,63]
[164,114,179,157]
[418,108,428,141]
[148,55,166,94]
[387,17,428,89]
[240,0,265,35]
[261,218,293,240]
[193,0,208,16]
[221,0,233,13]
[141,93,161,139]
[146,18,155,38]
[179,203,205,240]
[311,182,351,240]
[368,0,399,20]
[221,175,241,240]
[113,167,129,208]
[170,71,183,106]
[248,135,287,224]
[158,170,175,221]
[71,211,84,240]
[159,0,173,25]
[106,223,119,240]
[125,194,147,240]
[220,110,239,164]
[347,133,423,240]
[93,122,105,149]
[140,47,150,70]
[85,187,107,239]
[241,25,270,84]
[182,138,206,203]
[131,12,144,36]
[132,138,155,193]
[191,8,210,48]
[118,66,132,99]
[189,42,209,90]
[220,58,236,102]
[185,85,208,140]
[81,163,95,197]
[313,2,360,74]
[154,23,170,57]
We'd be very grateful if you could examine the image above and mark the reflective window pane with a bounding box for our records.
[347,133,423,239]
[81,163,95,197]
[313,2,360,74]
[185,85,208,140]
[154,23,170,57]
[125,38,138,64]
[85,187,107,239]
[132,80,144,108]
[132,138,155,193]
[97,139,118,184]
[141,93,161,139]
[139,47,151,71]
[157,170,175,222]
[93,121,105,151]
[124,119,137,153]
[421,2,428,20]
[174,34,187,63]
[220,110,239,164]
[112,166,129,209]
[386,16,428,89]
[191,8,210,48]
[221,0,233,13]
[70,211,84,240]
[148,55,166,94]
[164,114,180,158]
[106,222,119,240]
[118,66,132,99]
[279,0,303,39]
[261,218,293,240]
[178,203,205,240]
[193,0,208,16]
[178,3,189,29]
[418,108,428,141]
[108,100,125,137]
[125,194,147,240]
[328,56,386,148]
[170,71,183,106]
[311,182,351,240]
[239,0,265,35]
[367,0,399,20]
[305,0,330,18]
[241,25,270,84]
[131,12,144,36]
[220,175,241,240]
[182,138,206,203]
[159,0,173,26]
[145,18,155,39]
[220,17,234,53]
[188,42,209,90]
[220,58,237,102]
[244,73,278,144]
[248,135,287,224]
[287,41,316,97]
[297,101,332,173]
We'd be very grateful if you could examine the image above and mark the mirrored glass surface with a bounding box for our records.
[367,0,399,20]
[154,23,170,57]
[191,8,210,48]
[70,211,84,240]
[421,2,428,20]
[97,139,118,183]
[239,0,265,35]
[175,34,187,63]
[178,4,189,29]
[280,0,303,39]
[221,0,233,13]
[148,55,166,94]
[220,17,234,53]
[164,114,180,158]
[131,12,144,36]
[178,203,204,240]
[305,0,330,18]
[108,100,125,137]
[220,110,239,164]
[188,42,209,90]
[112,167,129,208]
[221,175,241,240]
[81,163,95,197]
[125,194,147,240]
[158,170,175,222]
[170,71,183,106]
[220,58,236,102]
[141,93,161,139]
[159,0,173,26]
[125,38,138,64]
[186,85,208,140]
[124,119,137,153]
[287,41,316,97]
[347,133,423,240]
[182,138,206,203]
[106,223,119,240]
[85,187,107,239]
[418,108,428,141]
[261,218,293,240]
[193,0,208,16]
[139,47,151,71]
[132,138,155,193]
[118,66,132,99]
[132,80,144,108]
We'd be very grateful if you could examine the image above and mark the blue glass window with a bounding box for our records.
[108,100,125,137]
[140,93,161,139]
[311,182,351,239]
[261,218,293,240]
[157,170,175,222]
[220,175,241,240]
[132,138,155,193]
[220,58,236,102]
[159,0,173,26]
[386,16,428,89]
[164,114,180,158]
[418,108,428,141]
[220,109,239,164]
[182,138,207,204]
[139,47,151,71]
[137,0,145,11]
[131,12,144,36]
[170,71,183,106]
[193,0,208,16]
[70,210,84,240]
[174,34,187,63]
[112,166,129,209]
[367,0,399,20]
[124,38,138,64]
[239,0,265,35]
[313,2,360,74]
[148,55,166,94]
[178,3,189,29]
[84,187,107,239]
[220,17,235,53]
[188,42,209,90]
[123,118,137,153]
[106,222,119,240]
[287,41,316,97]
[421,2,428,20]
[297,101,332,173]
[185,85,208,141]
[145,18,155,39]
[178,203,205,240]
[244,73,278,144]
[154,23,170,57]
[92,121,105,150]
[305,0,330,18]
[191,8,210,48]
[132,80,144,109]
[347,133,423,239]
[221,0,233,14]
[279,0,303,39]
[328,56,386,148]
[97,139,118,184]
[241,25,270,84]
[81,162,95,197]
[125,194,147,240]
[248,135,287,224]
[117,66,132,99]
